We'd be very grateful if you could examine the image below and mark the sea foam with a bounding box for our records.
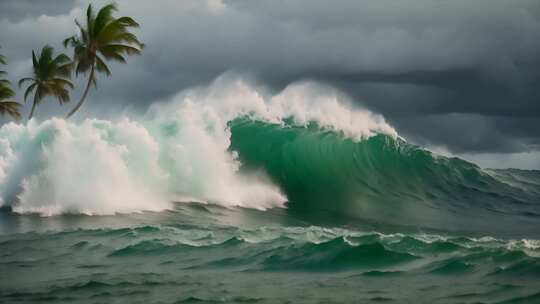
[0,76,396,215]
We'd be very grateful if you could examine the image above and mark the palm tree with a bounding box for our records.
[0,47,21,120]
[63,3,143,118]
[18,46,73,120]
[0,83,21,121]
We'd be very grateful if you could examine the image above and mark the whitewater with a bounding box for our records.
[1,77,540,303]
[0,77,395,215]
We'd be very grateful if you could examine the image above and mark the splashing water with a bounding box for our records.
[1,77,540,304]
[0,78,395,215]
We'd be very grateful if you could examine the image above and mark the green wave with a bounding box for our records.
[69,223,539,275]
[261,237,417,271]
[229,118,540,232]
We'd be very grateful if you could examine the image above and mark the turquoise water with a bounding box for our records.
[1,119,540,303]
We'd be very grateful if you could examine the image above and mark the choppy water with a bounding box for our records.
[1,202,540,304]
[1,81,539,303]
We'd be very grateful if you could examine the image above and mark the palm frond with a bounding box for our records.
[98,22,143,48]
[34,86,46,105]
[23,82,37,102]
[0,45,6,66]
[49,84,71,104]
[93,4,118,35]
[101,43,141,55]
[18,77,35,88]
[86,4,95,37]
[98,48,126,63]
[51,54,73,78]
[95,55,111,76]
[40,46,56,80]
[114,16,140,28]
[75,57,93,75]
[0,85,15,100]
[52,53,72,66]
[31,51,39,74]
[0,101,21,120]
[63,36,76,48]
[50,78,74,89]
[75,19,89,44]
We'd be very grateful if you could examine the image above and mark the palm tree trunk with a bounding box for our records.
[66,64,95,118]
[28,93,38,120]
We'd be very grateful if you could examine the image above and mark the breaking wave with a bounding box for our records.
[0,76,538,234]
[0,78,395,215]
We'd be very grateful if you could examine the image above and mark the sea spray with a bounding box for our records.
[0,78,396,215]
[0,116,285,215]
[4,76,537,232]
[0,79,540,304]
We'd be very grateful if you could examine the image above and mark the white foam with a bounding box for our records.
[0,76,396,215]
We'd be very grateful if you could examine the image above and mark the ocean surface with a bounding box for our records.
[0,82,539,303]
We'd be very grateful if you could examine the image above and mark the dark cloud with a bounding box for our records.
[393,114,532,154]
[0,0,539,161]
[0,0,76,21]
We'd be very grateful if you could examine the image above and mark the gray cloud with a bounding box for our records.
[0,0,539,161]
[0,0,76,21]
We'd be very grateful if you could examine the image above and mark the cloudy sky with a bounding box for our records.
[1,0,539,168]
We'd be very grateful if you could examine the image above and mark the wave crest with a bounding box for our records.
[0,77,396,215]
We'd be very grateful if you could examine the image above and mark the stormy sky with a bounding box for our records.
[1,0,539,168]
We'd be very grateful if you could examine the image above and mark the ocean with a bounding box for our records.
[0,81,539,303]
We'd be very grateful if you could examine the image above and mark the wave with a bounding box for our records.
[4,222,538,276]
[0,78,395,216]
[0,76,539,229]
[260,237,417,271]
[229,119,540,233]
